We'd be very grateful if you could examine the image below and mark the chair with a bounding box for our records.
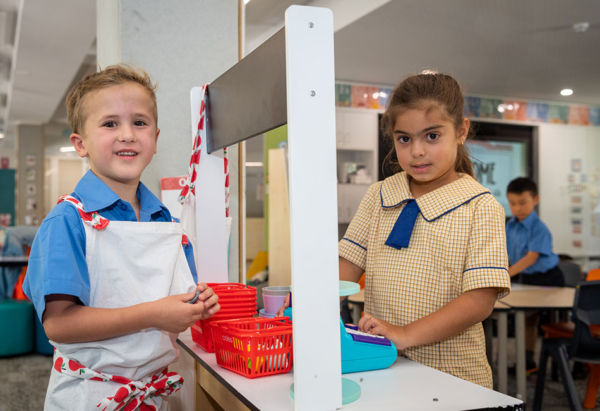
[586,268,600,282]
[534,281,600,411]
[559,260,583,287]
[541,267,600,407]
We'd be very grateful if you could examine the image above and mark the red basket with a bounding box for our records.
[191,283,258,352]
[191,312,255,353]
[211,317,293,378]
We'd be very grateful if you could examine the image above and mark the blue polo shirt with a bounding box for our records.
[23,170,198,321]
[506,210,559,274]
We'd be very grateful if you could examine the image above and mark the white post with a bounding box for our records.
[188,88,229,283]
[286,6,342,410]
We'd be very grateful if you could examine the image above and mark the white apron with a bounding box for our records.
[44,196,196,410]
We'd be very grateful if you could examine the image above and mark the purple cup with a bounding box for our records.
[262,286,290,314]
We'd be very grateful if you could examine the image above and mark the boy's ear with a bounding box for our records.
[154,128,160,154]
[533,194,540,206]
[70,133,88,158]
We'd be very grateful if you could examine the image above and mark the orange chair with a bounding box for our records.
[358,273,365,289]
[541,267,600,409]
[587,268,600,281]
[11,246,30,301]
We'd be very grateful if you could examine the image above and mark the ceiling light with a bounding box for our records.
[245,161,263,167]
[243,0,251,4]
[0,132,4,139]
[560,88,574,96]
[573,22,590,33]
[60,146,76,152]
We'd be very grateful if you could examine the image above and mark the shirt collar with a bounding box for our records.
[380,172,492,221]
[73,170,169,217]
[509,210,538,229]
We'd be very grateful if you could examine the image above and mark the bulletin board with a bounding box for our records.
[0,169,15,226]
[538,123,600,257]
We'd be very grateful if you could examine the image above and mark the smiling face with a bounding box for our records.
[70,82,159,193]
[392,103,469,197]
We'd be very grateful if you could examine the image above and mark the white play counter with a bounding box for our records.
[177,330,523,410]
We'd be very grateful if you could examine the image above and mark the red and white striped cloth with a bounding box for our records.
[58,195,109,230]
[52,349,183,411]
[179,84,230,218]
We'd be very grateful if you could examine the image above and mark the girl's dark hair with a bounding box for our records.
[380,73,473,177]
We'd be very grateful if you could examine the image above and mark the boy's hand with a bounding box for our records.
[151,285,220,333]
[358,313,409,350]
[193,283,220,317]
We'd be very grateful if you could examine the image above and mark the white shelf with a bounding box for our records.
[336,107,379,225]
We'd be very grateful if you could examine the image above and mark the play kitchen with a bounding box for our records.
[189,281,398,380]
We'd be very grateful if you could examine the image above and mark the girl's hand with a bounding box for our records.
[276,293,290,317]
[358,313,410,350]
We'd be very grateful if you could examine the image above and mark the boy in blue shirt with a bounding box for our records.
[506,176,564,373]
[506,177,564,286]
[23,65,220,409]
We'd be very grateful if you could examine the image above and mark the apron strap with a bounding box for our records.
[178,83,230,218]
[58,195,110,230]
[53,348,183,411]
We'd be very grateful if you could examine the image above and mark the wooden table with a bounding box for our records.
[495,284,575,401]
[178,330,522,410]
[0,256,28,267]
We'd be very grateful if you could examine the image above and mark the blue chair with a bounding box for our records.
[0,299,33,356]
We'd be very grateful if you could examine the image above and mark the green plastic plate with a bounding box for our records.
[339,280,360,297]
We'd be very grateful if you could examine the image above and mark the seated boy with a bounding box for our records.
[23,64,220,409]
[506,176,564,372]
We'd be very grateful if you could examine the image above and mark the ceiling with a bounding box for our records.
[334,0,600,104]
[0,0,599,147]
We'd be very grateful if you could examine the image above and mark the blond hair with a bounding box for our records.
[65,64,157,134]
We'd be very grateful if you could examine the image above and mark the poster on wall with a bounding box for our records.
[467,139,528,217]
[25,154,36,167]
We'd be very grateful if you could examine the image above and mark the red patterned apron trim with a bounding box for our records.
[179,84,230,217]
[53,349,183,411]
[58,195,109,230]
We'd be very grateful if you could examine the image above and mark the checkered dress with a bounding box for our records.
[339,172,510,388]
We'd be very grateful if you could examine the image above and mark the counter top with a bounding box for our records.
[178,330,522,410]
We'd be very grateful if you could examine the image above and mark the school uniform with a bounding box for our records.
[24,170,197,410]
[339,172,510,388]
[506,210,563,286]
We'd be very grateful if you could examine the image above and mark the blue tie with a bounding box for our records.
[385,199,420,249]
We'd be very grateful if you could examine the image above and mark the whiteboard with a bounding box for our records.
[539,123,600,257]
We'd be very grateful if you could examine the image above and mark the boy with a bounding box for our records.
[506,176,564,373]
[23,65,220,410]
[506,177,564,285]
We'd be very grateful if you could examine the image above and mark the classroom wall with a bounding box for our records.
[538,123,600,259]
[337,93,600,266]
[97,0,240,282]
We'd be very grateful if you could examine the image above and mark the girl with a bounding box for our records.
[339,72,510,388]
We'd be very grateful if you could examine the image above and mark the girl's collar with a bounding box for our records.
[379,172,492,221]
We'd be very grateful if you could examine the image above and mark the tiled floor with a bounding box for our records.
[0,350,596,410]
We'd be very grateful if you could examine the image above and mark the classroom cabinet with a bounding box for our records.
[335,107,380,225]
[337,183,371,224]
[336,107,379,150]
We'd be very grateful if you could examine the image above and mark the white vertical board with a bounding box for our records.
[188,87,229,283]
[285,6,342,410]
[538,123,600,257]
